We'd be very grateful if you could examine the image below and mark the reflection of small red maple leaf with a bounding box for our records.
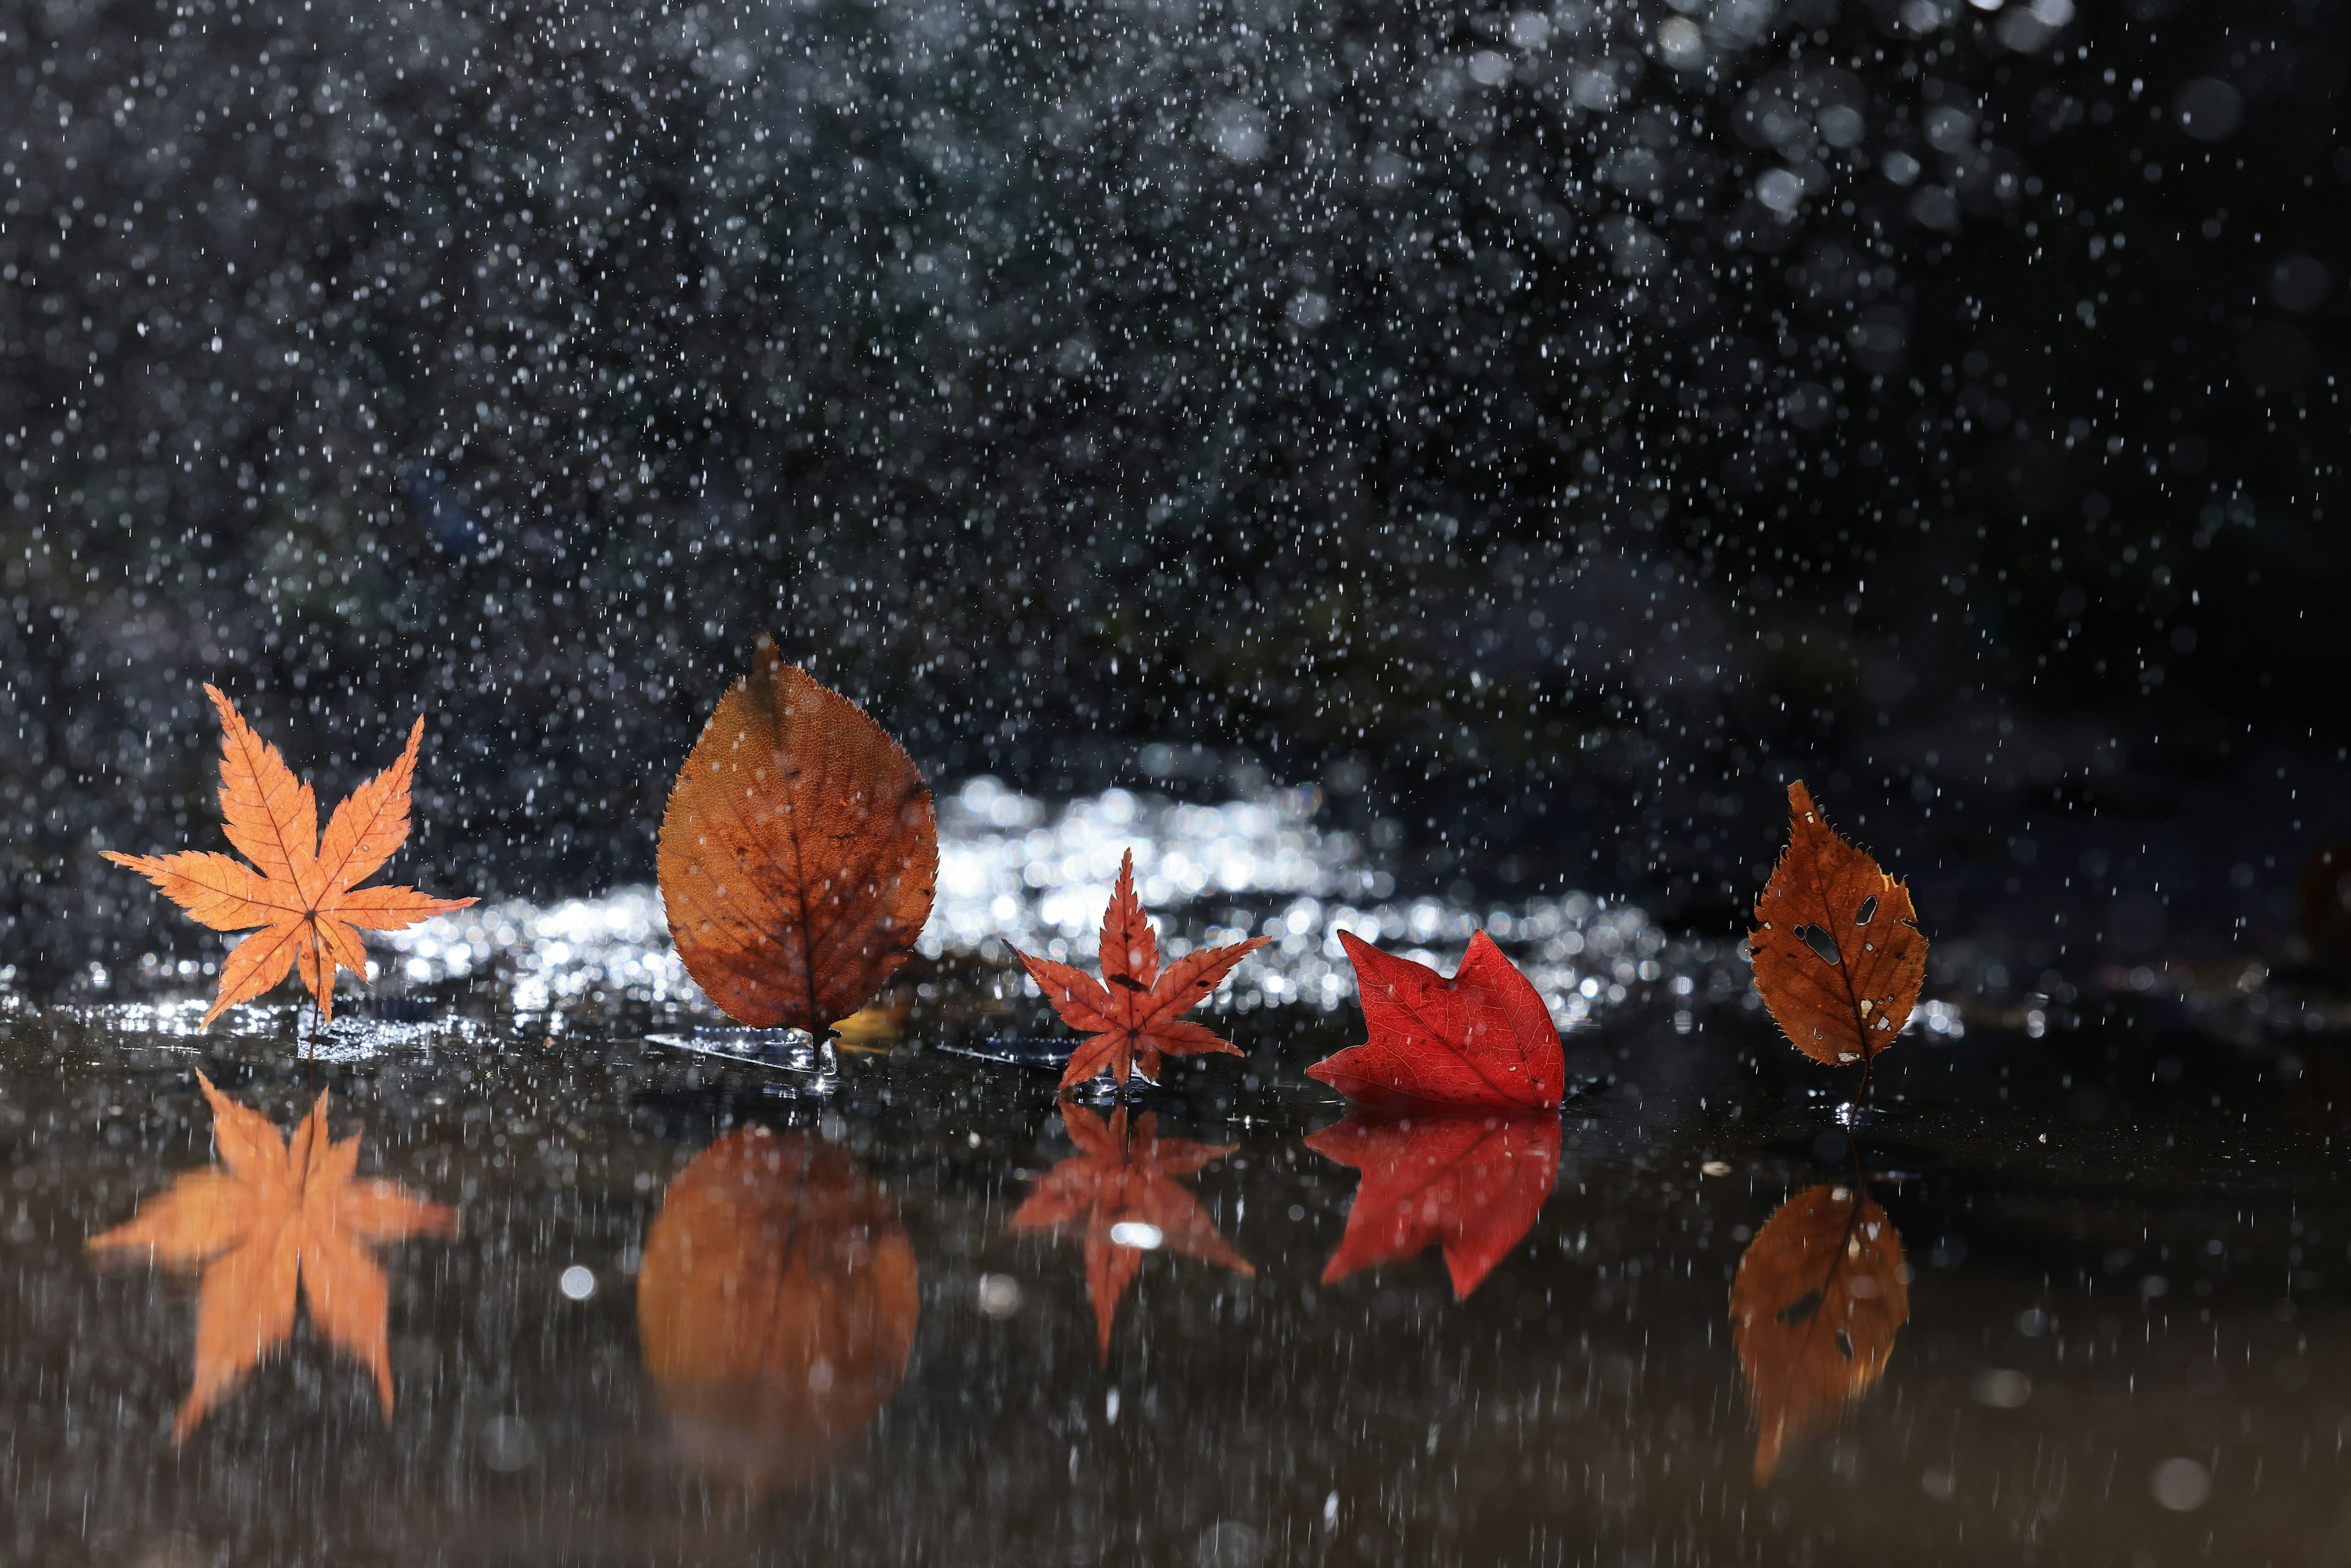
[1307,1112,1560,1297]
[1007,1103,1251,1361]
[1013,850,1269,1093]
[1308,932,1564,1109]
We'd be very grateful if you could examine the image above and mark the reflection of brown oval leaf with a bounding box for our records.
[657,636,938,1031]
[1749,781,1927,1070]
[637,1128,919,1491]
[1729,1183,1909,1484]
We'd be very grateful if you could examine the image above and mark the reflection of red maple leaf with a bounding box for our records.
[1306,1112,1560,1297]
[1007,1103,1251,1361]
[1308,932,1564,1109]
[1014,850,1269,1092]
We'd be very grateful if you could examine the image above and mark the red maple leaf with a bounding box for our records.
[1014,850,1269,1093]
[1306,1111,1560,1297]
[1007,1103,1252,1361]
[1307,931,1564,1109]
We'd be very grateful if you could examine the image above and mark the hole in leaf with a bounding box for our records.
[1796,924,1843,967]
[1855,895,1878,926]
[1776,1288,1824,1327]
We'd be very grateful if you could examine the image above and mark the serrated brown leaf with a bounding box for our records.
[86,1072,458,1439]
[637,1127,919,1493]
[102,686,475,1026]
[658,636,939,1033]
[1013,849,1267,1092]
[1007,1103,1251,1362]
[1749,781,1927,1078]
[1730,1180,1910,1484]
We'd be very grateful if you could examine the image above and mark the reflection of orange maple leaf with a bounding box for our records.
[1008,1103,1251,1361]
[87,1071,458,1439]
[1729,1181,1910,1484]
[1307,1111,1560,1298]
[102,686,476,1026]
[1014,850,1268,1092]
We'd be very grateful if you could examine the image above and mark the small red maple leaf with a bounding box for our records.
[1014,850,1269,1093]
[1307,1110,1560,1298]
[1307,931,1564,1108]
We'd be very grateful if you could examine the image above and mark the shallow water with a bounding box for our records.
[4,850,2347,1565]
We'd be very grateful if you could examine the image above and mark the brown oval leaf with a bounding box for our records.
[658,636,939,1031]
[637,1128,920,1491]
[1749,781,1927,1070]
[1730,1181,1910,1484]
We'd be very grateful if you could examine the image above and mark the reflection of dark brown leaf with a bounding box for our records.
[656,636,938,1033]
[87,1073,458,1439]
[1730,1182,1909,1484]
[637,1128,919,1491]
[1008,1104,1250,1362]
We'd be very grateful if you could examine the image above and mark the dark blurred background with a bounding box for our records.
[1,0,2344,980]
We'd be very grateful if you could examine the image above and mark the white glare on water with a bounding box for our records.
[345,779,1736,1027]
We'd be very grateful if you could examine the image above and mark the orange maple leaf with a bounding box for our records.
[1013,850,1269,1093]
[87,1071,459,1439]
[1007,1103,1251,1361]
[102,686,476,1026]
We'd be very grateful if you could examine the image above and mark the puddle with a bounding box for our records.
[5,936,2348,1564]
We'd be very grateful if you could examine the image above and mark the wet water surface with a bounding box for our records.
[4,911,2346,1567]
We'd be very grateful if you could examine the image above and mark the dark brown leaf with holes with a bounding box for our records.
[658,636,938,1033]
[1749,781,1927,1080]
